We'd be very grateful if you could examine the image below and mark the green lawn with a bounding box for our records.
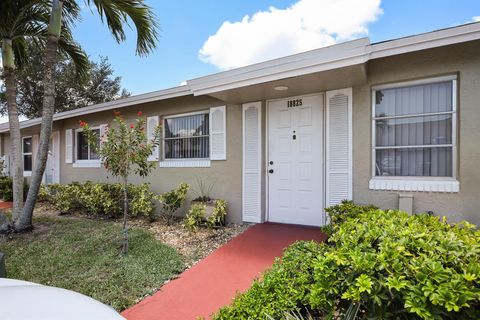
[0,215,184,311]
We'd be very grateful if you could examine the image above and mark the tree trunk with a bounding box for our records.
[1,38,23,225]
[122,177,129,255]
[15,0,63,231]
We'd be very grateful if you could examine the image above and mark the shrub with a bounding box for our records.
[0,176,29,201]
[0,176,13,201]
[183,199,228,232]
[38,184,51,202]
[325,200,377,226]
[206,199,227,228]
[183,203,206,232]
[192,175,215,202]
[157,183,190,223]
[44,181,156,219]
[129,183,157,221]
[214,203,480,320]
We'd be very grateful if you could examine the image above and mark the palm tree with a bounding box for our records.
[16,0,159,231]
[0,0,88,229]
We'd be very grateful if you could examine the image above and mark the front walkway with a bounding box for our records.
[0,201,13,209]
[122,223,326,320]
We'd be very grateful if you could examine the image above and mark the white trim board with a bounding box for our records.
[159,160,211,168]
[369,178,459,193]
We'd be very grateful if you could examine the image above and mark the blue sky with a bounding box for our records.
[74,0,480,95]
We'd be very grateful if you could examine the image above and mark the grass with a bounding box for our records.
[0,215,184,311]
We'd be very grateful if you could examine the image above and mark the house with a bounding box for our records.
[1,23,479,226]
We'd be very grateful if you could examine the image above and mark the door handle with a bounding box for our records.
[268,169,274,174]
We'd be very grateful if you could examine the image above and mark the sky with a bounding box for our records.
[71,0,480,95]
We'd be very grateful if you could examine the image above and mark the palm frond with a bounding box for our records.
[57,29,89,78]
[12,38,29,68]
[86,0,159,56]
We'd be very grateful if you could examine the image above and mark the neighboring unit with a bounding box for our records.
[1,23,480,225]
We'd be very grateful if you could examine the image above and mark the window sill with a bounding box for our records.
[24,171,32,177]
[72,161,102,168]
[159,159,211,168]
[369,177,459,193]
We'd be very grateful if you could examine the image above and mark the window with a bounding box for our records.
[163,112,209,159]
[76,128,100,161]
[372,76,456,180]
[22,137,33,172]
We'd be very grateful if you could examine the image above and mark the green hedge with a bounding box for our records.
[214,202,480,320]
[0,176,29,201]
[43,181,156,219]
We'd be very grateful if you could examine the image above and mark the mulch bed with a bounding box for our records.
[32,202,250,267]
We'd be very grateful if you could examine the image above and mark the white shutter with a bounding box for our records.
[326,88,353,208]
[100,124,109,145]
[65,129,73,164]
[147,116,159,161]
[210,106,226,160]
[242,102,262,223]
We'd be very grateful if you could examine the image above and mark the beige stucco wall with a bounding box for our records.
[352,41,480,224]
[6,95,245,223]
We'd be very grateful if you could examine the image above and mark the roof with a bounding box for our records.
[1,22,480,133]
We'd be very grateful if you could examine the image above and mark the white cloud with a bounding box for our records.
[199,0,383,70]
[472,16,480,22]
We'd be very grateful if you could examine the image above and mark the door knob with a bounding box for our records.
[268,169,274,174]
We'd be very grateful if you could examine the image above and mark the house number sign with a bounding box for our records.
[287,99,303,108]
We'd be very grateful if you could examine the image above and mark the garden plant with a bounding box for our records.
[81,111,160,254]
[215,201,480,319]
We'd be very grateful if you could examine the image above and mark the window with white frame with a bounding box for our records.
[22,136,33,172]
[163,111,209,159]
[76,128,100,161]
[372,77,456,178]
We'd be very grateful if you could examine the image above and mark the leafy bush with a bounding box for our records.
[183,203,206,232]
[157,183,190,223]
[129,183,157,220]
[215,202,480,320]
[0,176,13,201]
[206,199,227,228]
[0,176,29,201]
[183,199,228,231]
[44,181,156,219]
[38,184,51,202]
[325,200,378,226]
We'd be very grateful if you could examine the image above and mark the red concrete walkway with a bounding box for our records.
[122,223,326,320]
[0,201,13,209]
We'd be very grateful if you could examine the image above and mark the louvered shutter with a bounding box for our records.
[326,88,353,208]
[210,106,226,160]
[65,129,73,164]
[147,116,159,161]
[242,102,262,223]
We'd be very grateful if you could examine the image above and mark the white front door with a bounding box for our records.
[267,94,324,226]
[44,131,60,184]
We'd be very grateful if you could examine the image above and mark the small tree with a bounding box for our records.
[81,111,160,255]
